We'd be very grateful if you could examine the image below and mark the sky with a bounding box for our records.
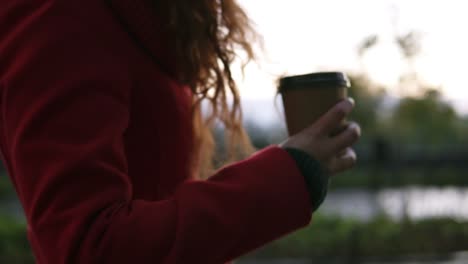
[233,0,468,115]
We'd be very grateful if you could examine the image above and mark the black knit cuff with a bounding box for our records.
[283,147,329,212]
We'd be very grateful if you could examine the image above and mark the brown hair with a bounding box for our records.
[154,0,260,179]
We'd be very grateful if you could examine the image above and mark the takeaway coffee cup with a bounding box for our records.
[278,71,351,136]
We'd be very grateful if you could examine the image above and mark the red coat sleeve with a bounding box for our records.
[0,1,312,263]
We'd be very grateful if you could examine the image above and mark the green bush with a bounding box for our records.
[0,216,34,264]
[0,173,15,200]
[241,214,468,261]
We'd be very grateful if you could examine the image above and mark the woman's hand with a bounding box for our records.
[279,98,361,175]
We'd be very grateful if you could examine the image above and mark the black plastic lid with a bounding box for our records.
[279,72,350,92]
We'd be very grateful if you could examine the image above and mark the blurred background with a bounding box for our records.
[232,0,468,263]
[1,0,468,263]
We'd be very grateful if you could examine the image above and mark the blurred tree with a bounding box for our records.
[395,30,424,96]
[455,114,468,144]
[347,74,386,140]
[391,88,460,145]
[357,35,379,73]
[395,31,422,62]
[358,35,379,58]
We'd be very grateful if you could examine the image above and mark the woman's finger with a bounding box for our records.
[328,122,361,154]
[313,98,355,137]
[327,148,357,175]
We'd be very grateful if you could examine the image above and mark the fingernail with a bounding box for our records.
[351,122,362,137]
[348,97,355,106]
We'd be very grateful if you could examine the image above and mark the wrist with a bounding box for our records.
[281,147,329,212]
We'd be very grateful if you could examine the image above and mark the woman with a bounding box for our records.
[0,0,360,263]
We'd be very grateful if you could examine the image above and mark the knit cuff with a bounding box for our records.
[282,147,329,212]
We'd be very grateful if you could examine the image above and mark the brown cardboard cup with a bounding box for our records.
[279,72,351,136]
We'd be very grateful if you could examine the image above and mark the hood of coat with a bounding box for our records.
[104,0,178,80]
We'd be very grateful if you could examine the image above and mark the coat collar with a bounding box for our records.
[104,0,177,79]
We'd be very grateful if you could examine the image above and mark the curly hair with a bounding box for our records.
[153,0,260,179]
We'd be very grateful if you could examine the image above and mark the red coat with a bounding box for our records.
[0,0,312,263]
